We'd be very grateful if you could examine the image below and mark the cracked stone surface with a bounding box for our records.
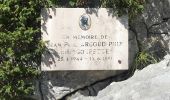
[40,71,125,100]
[130,0,170,59]
[35,0,170,100]
[68,55,170,100]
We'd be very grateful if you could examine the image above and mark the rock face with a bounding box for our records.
[68,55,170,100]
[130,0,170,59]
[35,0,170,100]
[38,70,125,100]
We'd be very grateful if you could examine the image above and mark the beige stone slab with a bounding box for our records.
[41,8,128,70]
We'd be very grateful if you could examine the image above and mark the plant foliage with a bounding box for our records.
[0,0,45,99]
[48,0,145,18]
[100,0,145,18]
[135,51,158,70]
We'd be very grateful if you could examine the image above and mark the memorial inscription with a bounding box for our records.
[41,8,128,70]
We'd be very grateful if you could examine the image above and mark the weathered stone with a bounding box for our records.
[149,20,170,34]
[40,70,125,100]
[130,16,148,43]
[68,55,170,100]
[128,30,139,66]
[130,0,170,60]
[142,0,163,28]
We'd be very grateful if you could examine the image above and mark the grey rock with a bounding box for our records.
[129,30,139,66]
[130,16,148,43]
[131,0,170,36]
[142,0,170,28]
[130,0,170,60]
[40,70,125,100]
[69,55,170,100]
[143,0,163,28]
[149,20,170,34]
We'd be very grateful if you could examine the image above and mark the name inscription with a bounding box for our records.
[41,8,128,70]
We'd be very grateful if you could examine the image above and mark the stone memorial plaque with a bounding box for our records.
[41,8,128,70]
